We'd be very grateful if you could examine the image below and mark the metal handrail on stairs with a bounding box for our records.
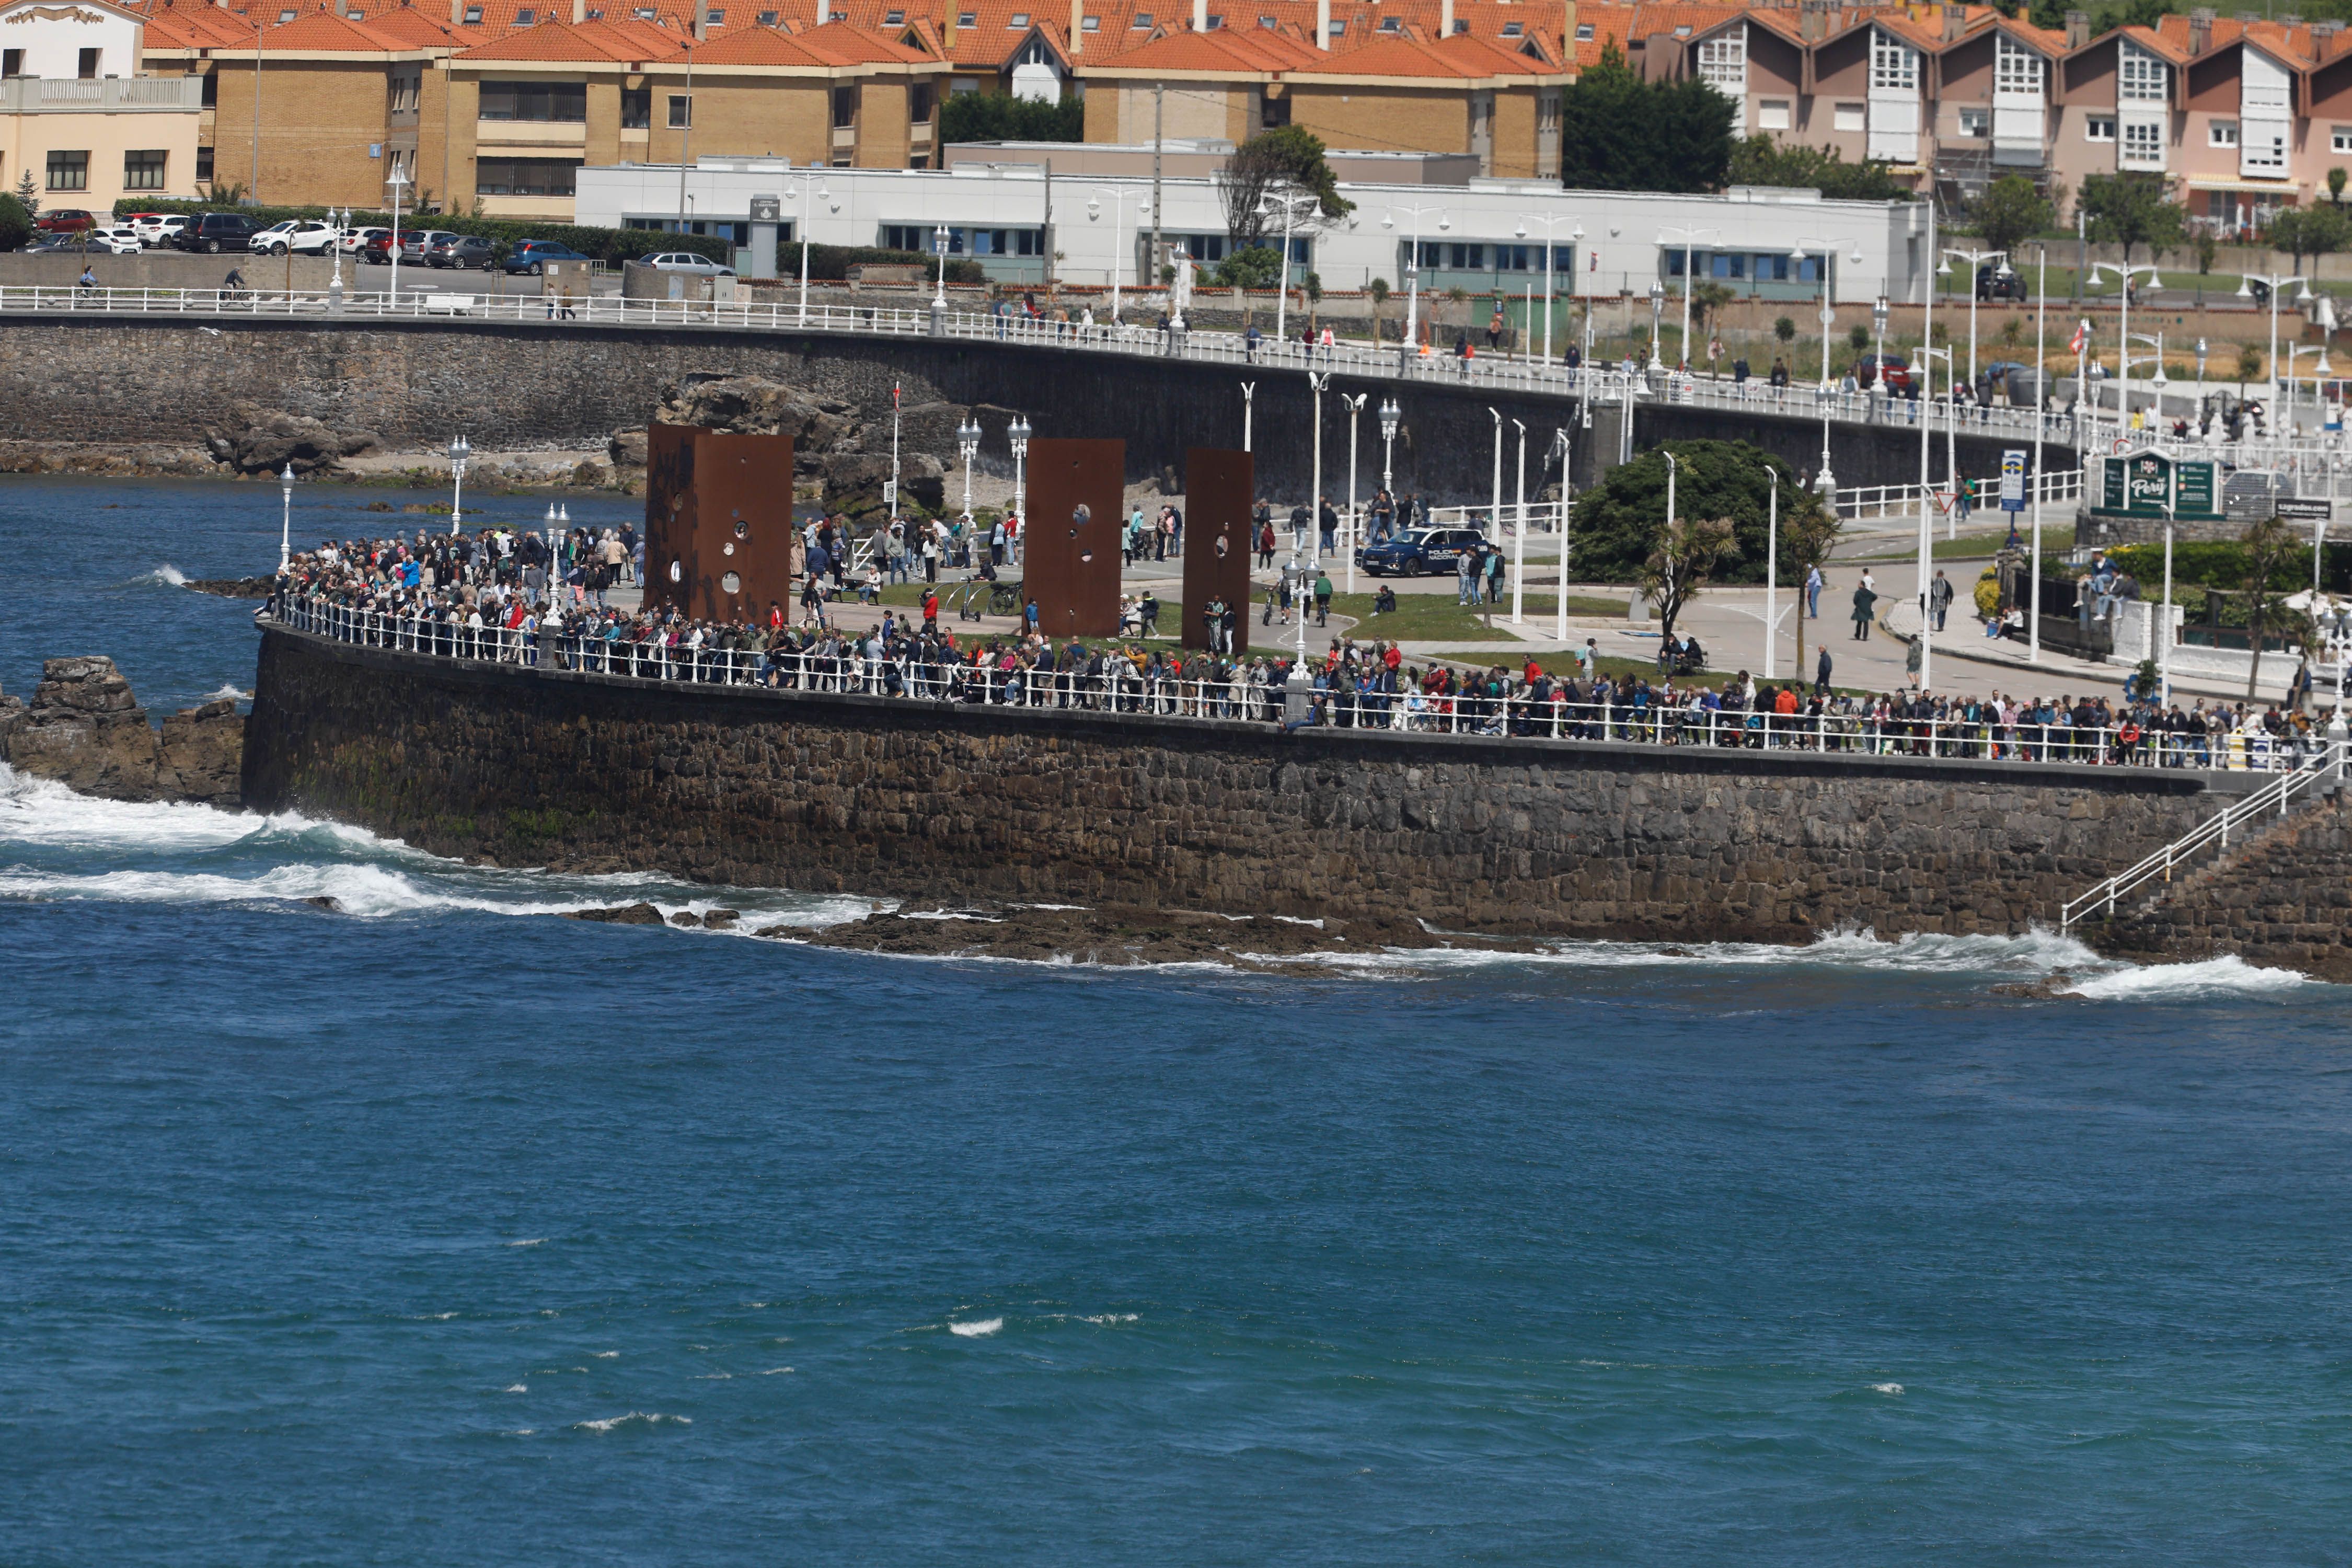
[2060,740,2346,931]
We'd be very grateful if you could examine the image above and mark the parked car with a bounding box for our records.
[1976,263,2027,302]
[85,225,145,255]
[503,239,591,274]
[335,226,389,256]
[175,213,263,253]
[425,234,499,270]
[380,229,458,264]
[35,207,95,235]
[1852,352,1913,393]
[1977,359,2035,406]
[1355,526,1488,578]
[640,250,734,276]
[136,213,190,247]
[251,219,340,256]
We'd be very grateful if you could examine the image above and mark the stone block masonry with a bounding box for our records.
[0,314,2021,505]
[243,627,2231,943]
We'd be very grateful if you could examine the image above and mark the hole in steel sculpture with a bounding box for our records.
[721,571,741,594]
[1215,535,1229,559]
[668,559,683,583]
[723,541,736,556]
[734,520,748,538]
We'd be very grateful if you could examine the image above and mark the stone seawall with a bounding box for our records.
[243,625,2225,942]
[0,314,2016,503]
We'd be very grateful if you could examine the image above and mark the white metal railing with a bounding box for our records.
[1836,468,2086,520]
[271,593,2323,776]
[2061,740,2345,929]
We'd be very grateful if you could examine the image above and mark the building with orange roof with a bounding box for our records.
[2,0,203,207]
[1274,29,1566,178]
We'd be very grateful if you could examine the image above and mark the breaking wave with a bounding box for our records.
[947,1318,1003,1338]
[143,563,189,587]
[572,1412,691,1434]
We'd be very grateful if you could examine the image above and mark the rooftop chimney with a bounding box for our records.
[1440,0,1452,39]
[1799,0,1826,44]
[2063,8,2089,48]
[1192,0,1205,29]
[2190,6,2213,53]
[1942,2,1964,41]
[1318,0,1331,49]
[571,0,584,21]
[1070,0,1082,52]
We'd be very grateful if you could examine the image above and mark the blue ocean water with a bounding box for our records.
[4,475,2350,1565]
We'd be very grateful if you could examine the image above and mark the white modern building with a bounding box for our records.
[577,150,1932,308]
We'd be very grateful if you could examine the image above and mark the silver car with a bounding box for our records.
[642,251,735,278]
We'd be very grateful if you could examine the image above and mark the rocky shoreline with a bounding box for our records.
[0,656,245,806]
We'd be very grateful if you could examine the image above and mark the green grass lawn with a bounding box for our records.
[1838,523,2075,564]
[1324,591,1628,642]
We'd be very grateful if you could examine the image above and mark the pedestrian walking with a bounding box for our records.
[1851,580,1880,641]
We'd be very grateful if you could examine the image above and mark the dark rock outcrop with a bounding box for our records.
[1,658,245,805]
[204,406,383,477]
[563,902,666,925]
[188,575,274,599]
[628,372,952,521]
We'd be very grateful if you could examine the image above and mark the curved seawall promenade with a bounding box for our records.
[241,622,2232,942]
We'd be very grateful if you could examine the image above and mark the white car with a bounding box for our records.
[251,219,340,256]
[136,213,190,247]
[84,226,144,255]
[336,226,389,256]
[642,251,735,277]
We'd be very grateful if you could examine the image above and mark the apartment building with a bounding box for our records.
[1,0,201,207]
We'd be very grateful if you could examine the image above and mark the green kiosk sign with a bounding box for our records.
[2097,449,2221,521]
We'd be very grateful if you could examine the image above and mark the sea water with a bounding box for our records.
[4,476,2349,1564]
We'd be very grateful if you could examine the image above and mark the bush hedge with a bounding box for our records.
[108,196,732,265]
[769,243,985,284]
[2105,540,2352,595]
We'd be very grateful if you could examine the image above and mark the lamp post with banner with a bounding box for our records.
[1550,427,1573,641]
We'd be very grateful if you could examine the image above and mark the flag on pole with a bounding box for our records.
[2068,319,2089,355]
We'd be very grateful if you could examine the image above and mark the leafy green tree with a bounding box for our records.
[1725,135,1909,201]
[1558,43,1734,194]
[1640,513,1741,643]
[1216,126,1352,250]
[1214,245,1284,289]
[1774,316,1796,344]
[1566,440,1836,594]
[1970,174,2054,258]
[2241,514,2307,699]
[1688,279,1735,337]
[13,169,37,220]
[2331,166,2348,206]
[2079,171,2185,265]
[2265,204,2352,273]
[0,191,30,252]
[937,90,1082,145]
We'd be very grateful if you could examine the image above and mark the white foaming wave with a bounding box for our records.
[503,1383,528,1393]
[593,1351,618,1359]
[1261,926,2110,979]
[948,1318,1003,1338]
[758,1366,794,1375]
[0,764,287,853]
[504,1237,547,1249]
[144,563,189,586]
[2066,955,2314,1001]
[573,1412,691,1433]
[207,684,254,702]
[1872,1382,1904,1396]
[1080,1313,1139,1325]
[694,1373,733,1380]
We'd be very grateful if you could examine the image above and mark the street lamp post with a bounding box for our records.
[956,415,981,518]
[1659,448,1679,627]
[1871,294,1890,418]
[1646,278,1665,373]
[1792,236,1864,508]
[1008,413,1031,527]
[1241,381,1256,452]
[1378,397,1400,494]
[1550,427,1572,641]
[1936,246,2008,393]
[1487,407,1503,610]
[2287,341,2334,439]
[279,461,295,569]
[1511,418,1527,624]
[1380,201,1449,363]
[2194,336,2209,429]
[385,170,408,305]
[2032,243,2049,665]
[1766,466,1779,680]
[1085,187,1147,324]
[1656,224,1720,374]
[1914,344,1953,693]
[1262,187,1319,344]
[2092,259,2163,437]
[1342,391,1366,594]
[784,169,831,326]
[932,223,950,313]
[446,431,470,535]
[1308,371,1329,570]
[1513,212,1586,363]
[2238,270,2311,442]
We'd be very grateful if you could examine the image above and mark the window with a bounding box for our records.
[123,149,167,191]
[1758,99,1790,130]
[1501,20,1521,36]
[1496,244,1531,270]
[883,7,903,20]
[480,82,587,121]
[2123,119,2162,164]
[1446,243,1485,269]
[1377,15,1399,30]
[474,157,580,196]
[1834,100,1863,131]
[832,86,856,127]
[2210,119,2238,147]
[910,80,932,123]
[1259,14,1274,25]
[1755,252,1789,281]
[47,149,87,191]
[1870,31,1917,90]
[514,7,535,23]
[621,87,650,127]
[2335,125,2352,153]
[1082,14,1100,29]
[1326,18,1343,33]
[200,72,217,106]
[77,46,99,78]
[704,7,723,22]
[195,145,214,182]
[1697,28,1745,94]
[1957,107,1989,137]
[2117,41,2165,102]
[1007,11,1028,25]
[388,72,420,113]
[1997,34,2046,96]
[756,9,777,21]
[276,8,294,20]
[2085,116,2116,142]
[1131,10,1150,25]
[463,4,482,19]
[1710,252,1746,279]
[1260,91,1289,127]
[958,10,975,22]
[1574,21,1593,40]
[1205,13,1223,27]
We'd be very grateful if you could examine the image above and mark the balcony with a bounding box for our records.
[475,118,587,148]
[0,75,205,113]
